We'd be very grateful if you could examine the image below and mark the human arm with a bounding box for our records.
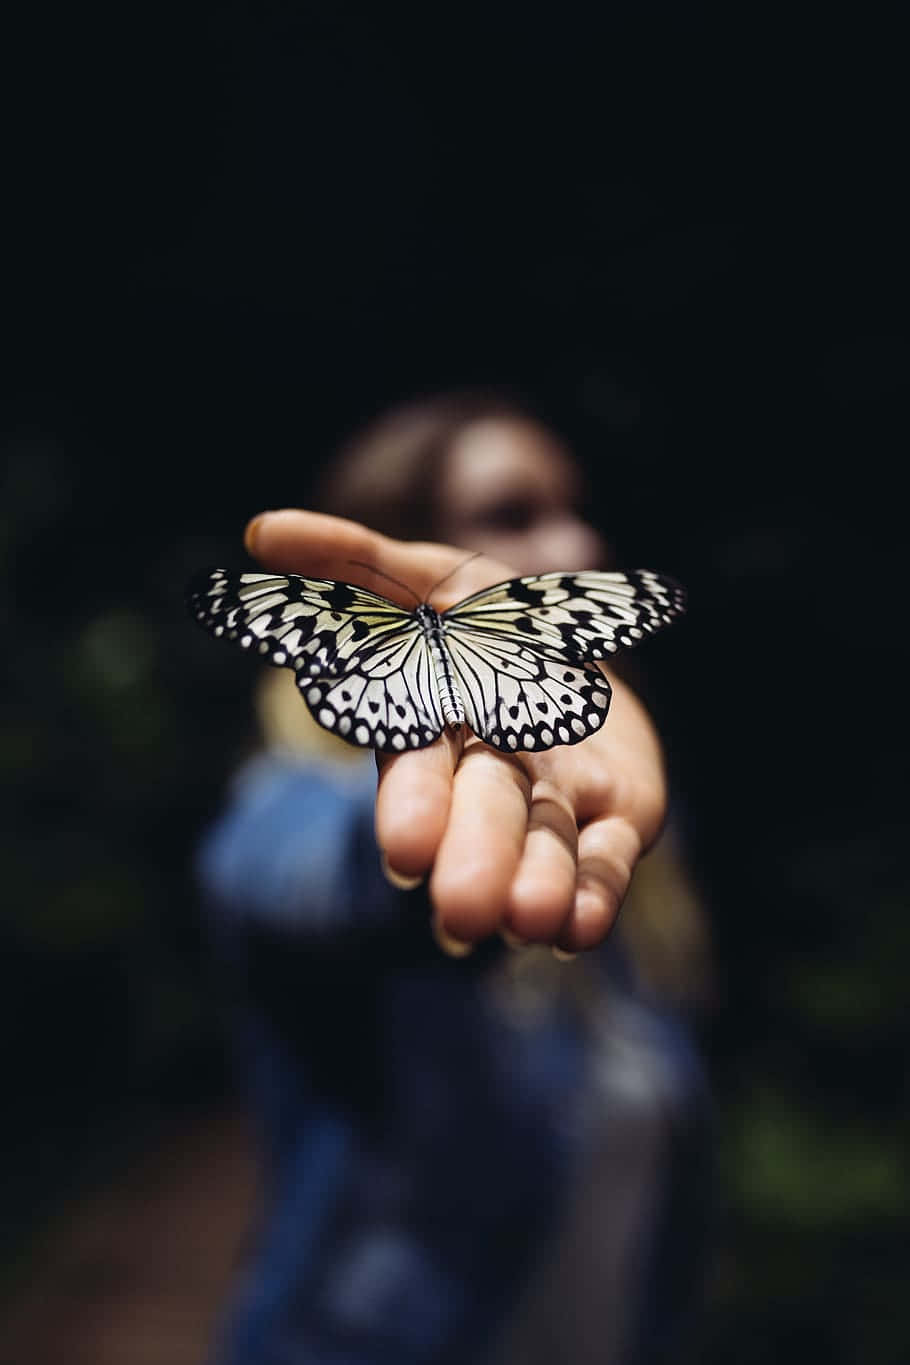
[243,508,671,954]
[196,755,401,936]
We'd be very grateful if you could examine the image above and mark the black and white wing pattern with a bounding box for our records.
[444,570,686,662]
[188,569,447,750]
[188,566,685,755]
[440,570,686,753]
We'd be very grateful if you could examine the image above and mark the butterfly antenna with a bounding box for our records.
[425,551,485,606]
[347,560,421,606]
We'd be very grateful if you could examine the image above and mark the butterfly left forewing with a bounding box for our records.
[188,569,416,675]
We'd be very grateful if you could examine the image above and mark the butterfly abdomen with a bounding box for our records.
[416,604,465,731]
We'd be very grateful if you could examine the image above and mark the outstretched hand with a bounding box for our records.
[245,508,669,954]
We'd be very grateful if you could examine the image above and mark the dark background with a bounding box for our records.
[3,6,908,1362]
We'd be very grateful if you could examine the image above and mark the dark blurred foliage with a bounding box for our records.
[2,4,909,1359]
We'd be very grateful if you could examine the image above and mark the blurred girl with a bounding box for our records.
[198,391,712,1365]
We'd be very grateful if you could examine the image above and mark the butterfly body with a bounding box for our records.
[188,566,685,754]
[415,603,466,730]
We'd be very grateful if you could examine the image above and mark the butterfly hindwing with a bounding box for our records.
[445,623,612,751]
[297,628,446,751]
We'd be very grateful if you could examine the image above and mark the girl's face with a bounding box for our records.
[437,417,609,576]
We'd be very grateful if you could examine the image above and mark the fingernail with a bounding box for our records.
[380,852,423,891]
[573,888,605,929]
[433,919,474,958]
[551,946,578,962]
[244,512,273,556]
[499,926,528,949]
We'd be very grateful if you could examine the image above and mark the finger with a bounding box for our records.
[244,509,509,607]
[429,743,531,942]
[505,779,578,942]
[556,815,643,952]
[375,729,462,879]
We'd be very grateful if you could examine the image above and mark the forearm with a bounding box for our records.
[196,757,398,938]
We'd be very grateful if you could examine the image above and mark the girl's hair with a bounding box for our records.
[313,388,544,540]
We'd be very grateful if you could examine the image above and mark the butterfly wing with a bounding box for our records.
[188,567,685,755]
[188,569,446,751]
[444,569,686,662]
[441,569,684,752]
[444,625,612,752]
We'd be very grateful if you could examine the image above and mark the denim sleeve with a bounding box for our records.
[195,755,398,936]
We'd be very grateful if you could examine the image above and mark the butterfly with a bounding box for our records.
[187,564,685,754]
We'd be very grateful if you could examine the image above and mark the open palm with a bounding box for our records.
[244,508,670,953]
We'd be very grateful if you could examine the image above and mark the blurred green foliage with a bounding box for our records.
[0,441,252,1278]
[693,822,910,1363]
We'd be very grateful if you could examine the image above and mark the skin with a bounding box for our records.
[244,486,669,955]
[438,417,608,576]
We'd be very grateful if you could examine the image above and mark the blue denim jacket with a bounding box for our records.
[198,755,709,1365]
